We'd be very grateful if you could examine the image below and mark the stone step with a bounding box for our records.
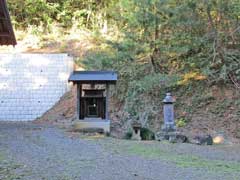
[73,120,110,133]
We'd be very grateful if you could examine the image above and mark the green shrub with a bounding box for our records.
[124,131,133,139]
[140,127,155,140]
[176,118,187,128]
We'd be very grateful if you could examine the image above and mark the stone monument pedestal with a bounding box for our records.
[156,130,177,142]
[156,131,188,143]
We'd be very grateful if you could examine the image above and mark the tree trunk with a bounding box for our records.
[150,3,163,73]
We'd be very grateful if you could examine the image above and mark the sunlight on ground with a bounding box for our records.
[84,134,106,140]
[178,71,207,85]
[213,136,225,144]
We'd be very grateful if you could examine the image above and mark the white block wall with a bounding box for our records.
[0,53,73,121]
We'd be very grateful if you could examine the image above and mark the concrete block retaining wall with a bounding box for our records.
[0,53,73,121]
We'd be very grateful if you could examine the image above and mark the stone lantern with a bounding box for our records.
[162,93,176,132]
[131,121,142,141]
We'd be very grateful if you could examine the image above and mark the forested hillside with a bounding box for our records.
[7,0,240,140]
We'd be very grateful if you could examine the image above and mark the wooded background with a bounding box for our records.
[8,0,240,86]
[7,0,240,138]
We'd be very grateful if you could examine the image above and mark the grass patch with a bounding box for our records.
[101,139,240,174]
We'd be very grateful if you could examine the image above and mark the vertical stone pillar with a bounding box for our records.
[162,93,176,132]
[105,83,110,120]
[156,93,177,141]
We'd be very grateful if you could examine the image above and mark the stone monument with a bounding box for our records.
[162,93,176,132]
[156,93,177,142]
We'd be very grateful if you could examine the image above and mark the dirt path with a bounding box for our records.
[0,122,240,180]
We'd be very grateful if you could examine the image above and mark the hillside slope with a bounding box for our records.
[3,32,239,143]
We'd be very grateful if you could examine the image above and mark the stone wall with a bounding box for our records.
[0,53,73,121]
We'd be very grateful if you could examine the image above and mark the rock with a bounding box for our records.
[192,135,213,145]
[169,134,189,143]
[176,134,189,143]
[155,131,188,143]
[155,131,168,141]
[169,136,177,143]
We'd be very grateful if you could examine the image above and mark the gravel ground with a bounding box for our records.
[0,122,240,180]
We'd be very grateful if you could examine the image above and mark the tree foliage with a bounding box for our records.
[113,0,240,86]
[7,0,240,87]
[8,0,118,31]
